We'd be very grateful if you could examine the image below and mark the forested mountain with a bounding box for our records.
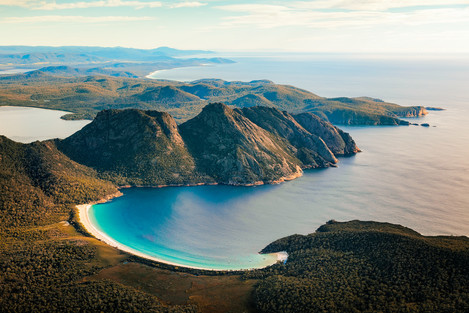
[58,104,358,185]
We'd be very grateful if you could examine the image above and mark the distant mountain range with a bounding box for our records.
[0,45,214,63]
[0,45,234,77]
[0,74,427,125]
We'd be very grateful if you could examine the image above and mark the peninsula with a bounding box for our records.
[0,72,427,125]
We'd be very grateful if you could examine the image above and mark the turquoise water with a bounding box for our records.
[91,54,469,270]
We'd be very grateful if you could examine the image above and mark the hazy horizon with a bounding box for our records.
[1,1,468,53]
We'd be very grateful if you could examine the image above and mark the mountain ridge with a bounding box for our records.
[57,103,359,186]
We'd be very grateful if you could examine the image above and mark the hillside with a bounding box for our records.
[247,220,469,313]
[0,74,426,125]
[58,104,357,185]
[0,135,196,312]
[0,136,118,229]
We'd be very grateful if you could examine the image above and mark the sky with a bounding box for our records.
[0,0,469,53]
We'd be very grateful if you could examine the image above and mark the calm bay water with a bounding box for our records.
[92,54,469,269]
[0,106,90,143]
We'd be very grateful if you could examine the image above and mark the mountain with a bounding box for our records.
[293,112,359,155]
[238,106,338,167]
[0,45,214,64]
[58,103,357,186]
[26,66,139,78]
[57,109,202,186]
[135,86,201,105]
[0,46,234,79]
[0,75,426,125]
[179,103,303,185]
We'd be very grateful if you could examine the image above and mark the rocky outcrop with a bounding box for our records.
[392,106,428,117]
[293,112,360,155]
[238,107,338,167]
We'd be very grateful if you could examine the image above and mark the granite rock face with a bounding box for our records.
[239,107,338,168]
[293,112,360,156]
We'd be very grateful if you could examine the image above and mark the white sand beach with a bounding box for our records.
[76,201,287,271]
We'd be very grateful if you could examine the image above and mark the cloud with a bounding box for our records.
[0,0,163,10]
[293,0,469,11]
[0,0,34,7]
[168,2,207,9]
[0,15,155,23]
[216,4,469,29]
[0,0,209,10]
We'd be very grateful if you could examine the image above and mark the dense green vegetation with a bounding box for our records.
[245,220,469,312]
[0,74,426,124]
[0,136,117,229]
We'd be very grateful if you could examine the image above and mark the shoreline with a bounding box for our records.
[76,194,288,272]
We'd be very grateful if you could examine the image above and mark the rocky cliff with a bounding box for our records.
[238,106,338,168]
[293,112,360,155]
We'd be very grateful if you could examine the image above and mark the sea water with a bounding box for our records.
[91,53,469,270]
